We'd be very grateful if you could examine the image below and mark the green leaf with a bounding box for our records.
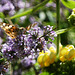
[39,72,49,75]
[56,26,75,35]
[10,0,50,19]
[0,12,5,18]
[56,29,68,35]
[0,58,5,63]
[61,0,75,9]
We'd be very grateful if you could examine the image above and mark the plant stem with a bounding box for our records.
[56,0,60,55]
[10,62,13,75]
[10,0,50,19]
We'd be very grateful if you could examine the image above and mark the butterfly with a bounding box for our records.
[0,22,37,39]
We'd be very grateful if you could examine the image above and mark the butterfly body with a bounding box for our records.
[0,22,37,39]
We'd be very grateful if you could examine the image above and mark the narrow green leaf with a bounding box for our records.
[10,0,50,19]
[10,9,32,19]
[56,26,75,35]
[61,0,75,9]
[56,29,68,35]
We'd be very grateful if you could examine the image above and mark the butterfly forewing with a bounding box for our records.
[0,22,37,39]
[0,22,19,39]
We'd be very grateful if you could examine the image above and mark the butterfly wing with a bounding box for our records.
[0,22,38,39]
[20,22,38,33]
[26,22,37,30]
[0,22,19,39]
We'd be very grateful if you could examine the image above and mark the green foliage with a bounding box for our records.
[56,26,75,35]
[10,0,50,19]
[0,52,5,63]
[39,72,49,75]
[68,14,75,26]
[0,58,4,63]
[22,68,35,75]
[0,12,5,19]
[61,0,75,9]
[42,60,75,75]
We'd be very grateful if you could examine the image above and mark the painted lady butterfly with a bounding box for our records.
[0,22,37,39]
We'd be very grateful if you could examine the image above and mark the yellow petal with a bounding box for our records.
[68,48,75,61]
[59,47,69,56]
[66,45,74,49]
[60,56,66,62]
[49,46,56,53]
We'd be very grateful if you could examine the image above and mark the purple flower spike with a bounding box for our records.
[1,22,57,63]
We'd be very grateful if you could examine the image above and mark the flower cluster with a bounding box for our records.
[59,45,75,62]
[1,22,56,67]
[21,55,36,68]
[0,0,26,16]
[37,46,56,67]
[37,43,75,67]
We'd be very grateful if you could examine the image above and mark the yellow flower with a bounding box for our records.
[37,53,45,67]
[37,46,56,67]
[49,46,56,64]
[59,45,75,62]
[49,46,56,53]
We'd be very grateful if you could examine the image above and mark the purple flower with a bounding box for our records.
[1,35,26,61]
[20,16,26,23]
[2,1,14,11]
[29,16,36,23]
[0,0,26,16]
[18,1,25,8]
[1,22,57,62]
[9,10,15,16]
[21,55,36,67]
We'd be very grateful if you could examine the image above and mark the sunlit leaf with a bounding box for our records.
[0,12,5,18]
[61,0,75,9]
[39,72,49,75]
[56,26,75,35]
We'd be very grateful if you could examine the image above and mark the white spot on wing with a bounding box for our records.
[9,25,12,28]
[3,23,6,26]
